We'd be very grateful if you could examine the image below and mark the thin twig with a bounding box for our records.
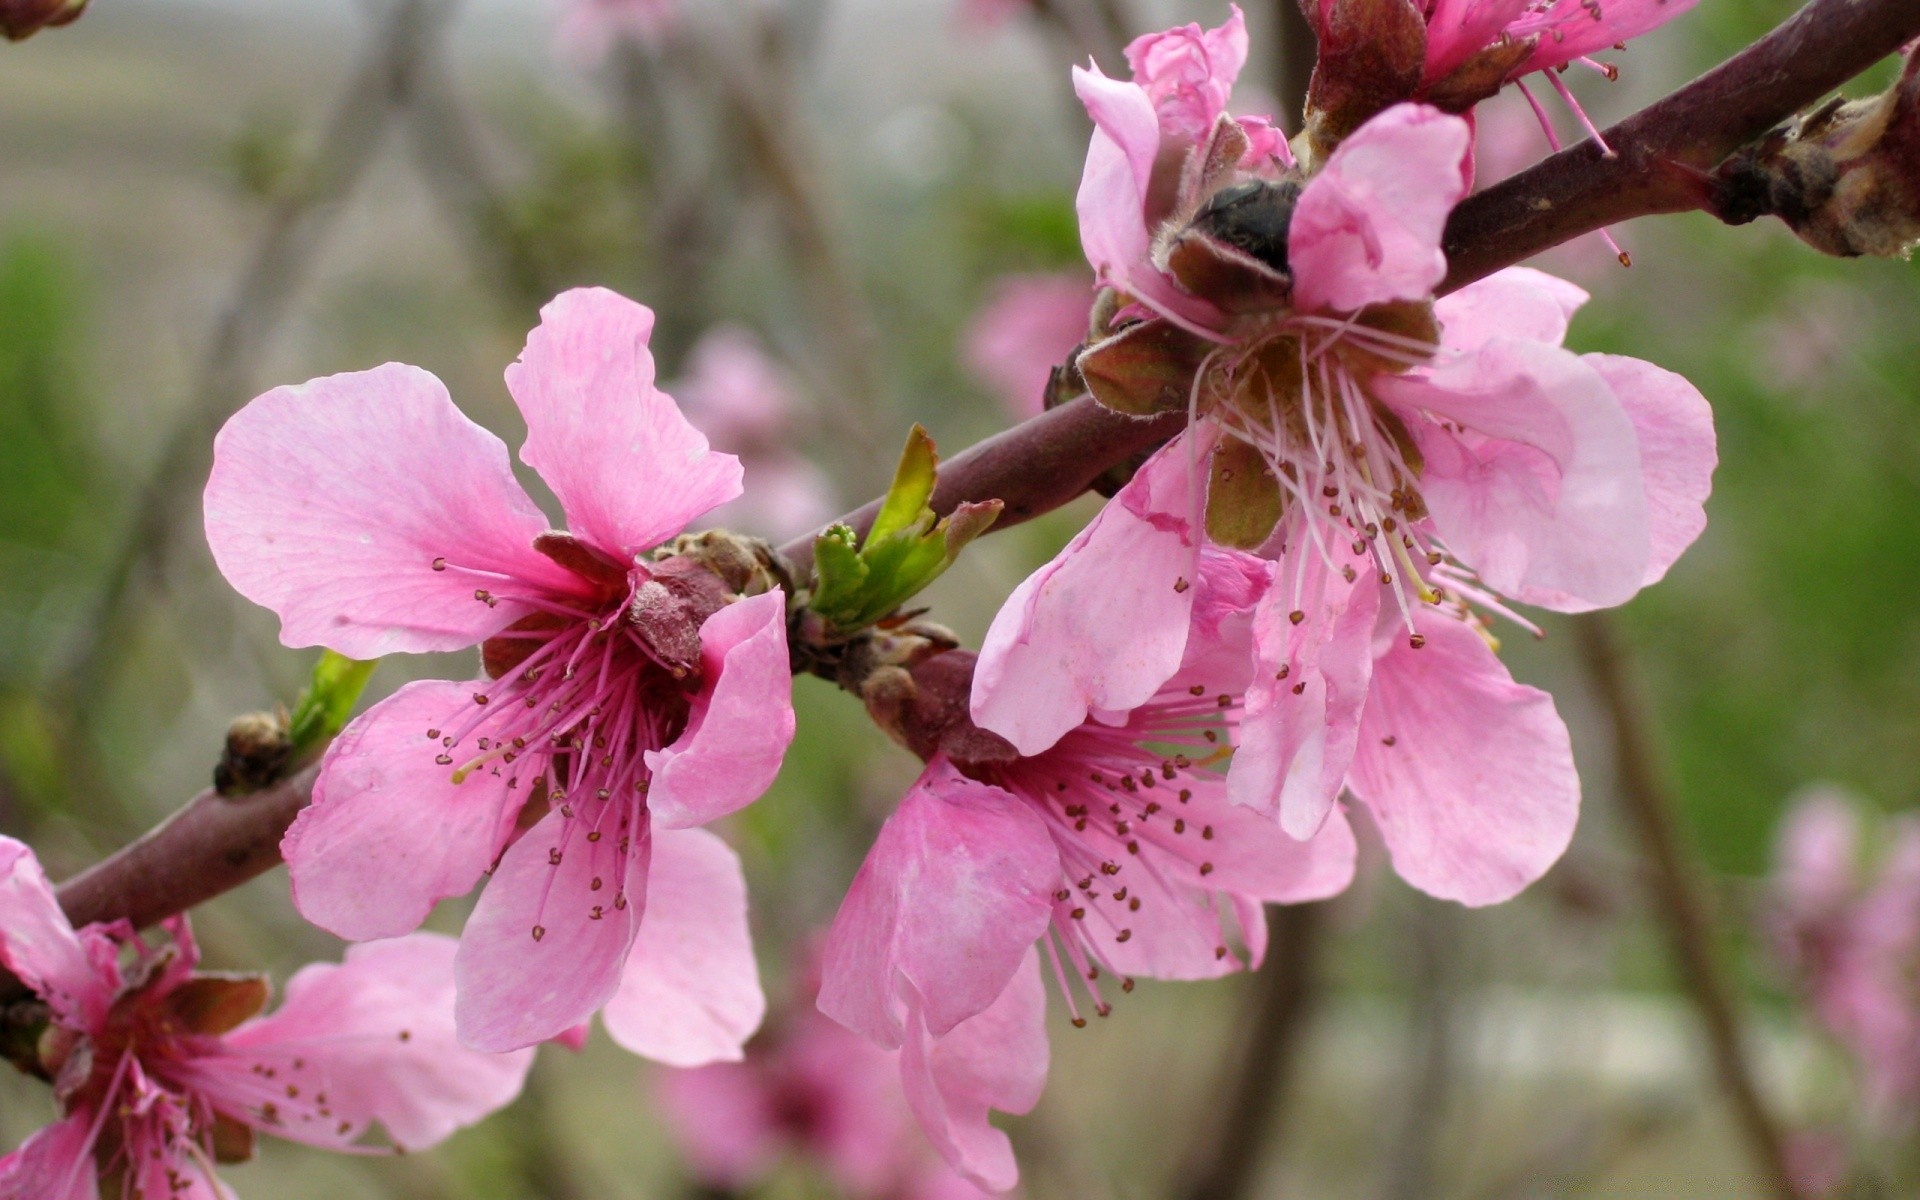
[62,0,458,699]
[1176,903,1325,1200]
[1572,613,1801,1200]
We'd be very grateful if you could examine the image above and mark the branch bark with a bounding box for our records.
[1572,614,1801,1200]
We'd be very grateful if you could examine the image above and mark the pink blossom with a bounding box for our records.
[1768,789,1920,1120]
[1122,5,1251,141]
[962,272,1093,420]
[557,0,677,61]
[1419,0,1698,88]
[983,60,1717,905]
[0,836,532,1199]
[657,968,995,1200]
[671,324,837,541]
[204,287,792,1053]
[825,556,1355,1189]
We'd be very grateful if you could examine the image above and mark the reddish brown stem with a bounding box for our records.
[1440,0,1920,290]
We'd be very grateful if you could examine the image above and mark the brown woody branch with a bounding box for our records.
[4,0,1915,1006]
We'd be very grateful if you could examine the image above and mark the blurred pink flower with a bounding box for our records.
[1769,789,1920,1121]
[672,325,838,542]
[824,553,1355,1189]
[557,0,677,61]
[0,836,533,1199]
[657,969,995,1200]
[979,33,1718,907]
[962,273,1093,420]
[205,287,791,1055]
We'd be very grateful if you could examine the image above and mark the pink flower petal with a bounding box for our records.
[601,828,765,1066]
[1513,0,1698,75]
[0,1112,100,1200]
[508,287,743,559]
[455,808,652,1052]
[899,948,1048,1193]
[1347,612,1579,905]
[1422,0,1530,82]
[1378,338,1650,608]
[1289,104,1472,315]
[1228,550,1380,839]
[645,591,796,829]
[818,761,1058,1046]
[286,681,522,942]
[0,836,107,1032]
[1122,4,1250,139]
[1773,789,1861,917]
[1514,352,1716,611]
[216,934,534,1152]
[973,432,1205,756]
[1434,266,1589,355]
[205,363,565,658]
[653,1062,783,1188]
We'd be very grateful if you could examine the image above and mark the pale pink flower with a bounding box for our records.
[671,325,837,541]
[963,272,1094,420]
[657,968,995,1200]
[1768,789,1920,1120]
[557,0,677,61]
[204,287,791,1054]
[0,837,532,1199]
[979,48,1717,905]
[825,554,1355,1189]
[1123,5,1252,140]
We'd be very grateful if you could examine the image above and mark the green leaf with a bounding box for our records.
[286,651,377,760]
[867,425,938,547]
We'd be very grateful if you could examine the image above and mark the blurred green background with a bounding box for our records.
[0,0,1915,1196]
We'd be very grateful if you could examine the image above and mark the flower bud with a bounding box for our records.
[214,710,293,796]
[1716,54,1920,259]
[1,0,88,41]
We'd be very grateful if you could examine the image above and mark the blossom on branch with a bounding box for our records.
[0,837,533,1199]
[204,287,792,1055]
[822,555,1356,1190]
[974,16,1717,905]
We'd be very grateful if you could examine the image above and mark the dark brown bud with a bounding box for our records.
[1301,0,1427,165]
[214,711,293,797]
[859,648,1017,768]
[1714,54,1920,259]
[0,0,87,41]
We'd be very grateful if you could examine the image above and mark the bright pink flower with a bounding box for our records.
[205,287,792,1053]
[1768,790,1920,1120]
[657,968,995,1200]
[985,73,1717,905]
[557,0,677,61]
[962,272,1093,420]
[826,556,1355,1189]
[672,325,837,541]
[0,837,532,1199]
[1419,0,1699,88]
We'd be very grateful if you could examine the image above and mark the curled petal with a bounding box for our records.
[1348,612,1579,905]
[973,432,1205,756]
[818,761,1058,1046]
[1512,0,1699,75]
[286,681,522,942]
[899,949,1049,1193]
[0,1111,100,1200]
[1378,338,1650,608]
[205,363,566,658]
[213,934,534,1152]
[601,828,765,1066]
[509,287,743,559]
[646,591,796,829]
[455,808,652,1052]
[0,836,107,1031]
[1289,104,1472,314]
[1122,4,1250,139]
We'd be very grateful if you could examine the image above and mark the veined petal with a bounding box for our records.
[1122,5,1250,138]
[601,828,765,1066]
[205,363,565,658]
[899,949,1048,1193]
[1289,104,1471,315]
[818,761,1058,1046]
[646,591,795,829]
[0,836,107,1032]
[1514,353,1716,611]
[1435,266,1589,355]
[455,807,651,1052]
[1378,337,1651,608]
[972,432,1205,756]
[285,681,522,942]
[211,934,534,1152]
[1347,611,1579,905]
[1073,66,1160,299]
[508,287,743,559]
